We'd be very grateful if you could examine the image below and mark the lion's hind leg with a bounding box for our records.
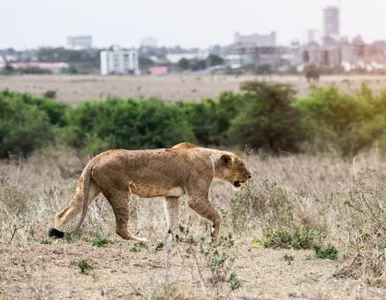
[104,187,147,242]
[49,179,100,238]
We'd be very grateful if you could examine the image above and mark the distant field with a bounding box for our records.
[1,74,386,105]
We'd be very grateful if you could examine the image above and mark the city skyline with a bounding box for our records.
[1,0,386,50]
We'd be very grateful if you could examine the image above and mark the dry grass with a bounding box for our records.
[1,74,386,105]
[1,147,386,299]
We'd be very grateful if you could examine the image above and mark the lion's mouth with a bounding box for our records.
[234,180,247,187]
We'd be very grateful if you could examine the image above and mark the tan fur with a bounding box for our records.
[52,142,251,242]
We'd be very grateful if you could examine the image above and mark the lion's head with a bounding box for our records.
[215,154,251,188]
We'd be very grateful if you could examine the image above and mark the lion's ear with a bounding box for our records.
[220,154,233,167]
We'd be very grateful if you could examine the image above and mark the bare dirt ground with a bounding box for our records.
[0,74,386,105]
[0,242,358,300]
[1,150,386,299]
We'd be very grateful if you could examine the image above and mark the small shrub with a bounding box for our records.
[40,240,52,245]
[335,171,386,282]
[91,237,109,247]
[129,241,148,252]
[229,272,244,291]
[314,245,339,260]
[73,258,95,274]
[263,225,324,250]
[196,241,244,298]
[63,232,73,243]
[155,241,164,252]
[284,254,295,265]
[0,179,30,215]
[43,90,57,99]
[288,291,298,298]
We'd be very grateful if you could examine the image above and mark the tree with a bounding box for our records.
[177,58,189,71]
[305,65,320,82]
[207,54,224,67]
[228,81,303,153]
[189,59,206,71]
[139,56,154,71]
[61,65,79,74]
[256,64,273,74]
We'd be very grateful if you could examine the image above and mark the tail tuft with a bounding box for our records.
[48,228,64,238]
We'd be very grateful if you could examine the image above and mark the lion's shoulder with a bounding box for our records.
[170,142,199,150]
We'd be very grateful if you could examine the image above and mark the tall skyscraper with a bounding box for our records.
[324,6,340,38]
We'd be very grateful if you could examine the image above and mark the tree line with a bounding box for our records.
[1,81,386,158]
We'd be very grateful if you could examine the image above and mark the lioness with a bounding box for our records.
[48,142,251,242]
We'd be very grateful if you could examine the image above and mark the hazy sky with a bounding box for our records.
[1,0,385,49]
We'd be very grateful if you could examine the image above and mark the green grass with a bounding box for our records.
[314,245,339,260]
[40,239,52,245]
[91,237,109,247]
[73,258,95,274]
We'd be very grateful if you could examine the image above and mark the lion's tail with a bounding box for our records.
[70,159,95,234]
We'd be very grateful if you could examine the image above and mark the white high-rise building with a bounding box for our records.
[141,36,158,47]
[100,47,139,75]
[67,36,92,49]
[324,6,340,38]
[234,31,276,47]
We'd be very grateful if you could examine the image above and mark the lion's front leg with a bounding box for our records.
[187,197,222,243]
[164,196,181,241]
[185,177,222,242]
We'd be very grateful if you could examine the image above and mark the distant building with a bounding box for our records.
[165,52,209,64]
[324,6,340,38]
[341,37,367,64]
[234,31,276,47]
[141,36,158,48]
[67,36,92,49]
[0,48,22,62]
[307,30,316,44]
[100,47,139,75]
[300,43,341,66]
[148,66,168,75]
[231,31,280,67]
[223,54,242,69]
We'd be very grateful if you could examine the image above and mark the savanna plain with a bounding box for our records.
[1,75,386,299]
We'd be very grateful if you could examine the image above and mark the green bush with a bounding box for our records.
[0,90,54,158]
[179,91,246,146]
[314,245,339,260]
[43,90,57,99]
[228,81,303,153]
[19,67,52,74]
[293,83,386,155]
[73,258,95,274]
[263,225,324,250]
[179,99,220,145]
[64,98,196,154]
[91,237,109,247]
[2,90,69,127]
[4,83,386,158]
